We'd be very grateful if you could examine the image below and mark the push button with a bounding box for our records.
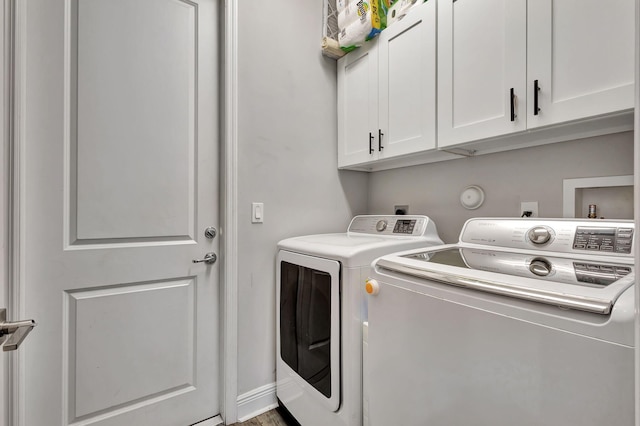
[365,279,380,296]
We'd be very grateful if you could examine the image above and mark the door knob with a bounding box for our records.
[204,227,217,239]
[192,252,217,265]
[0,308,36,352]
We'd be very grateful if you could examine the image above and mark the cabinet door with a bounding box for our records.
[337,42,379,168]
[378,0,436,159]
[527,0,635,128]
[437,0,527,148]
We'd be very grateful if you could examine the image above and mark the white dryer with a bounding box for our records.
[366,218,635,426]
[276,215,443,426]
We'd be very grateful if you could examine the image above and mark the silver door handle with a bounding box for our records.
[0,308,36,352]
[192,252,217,265]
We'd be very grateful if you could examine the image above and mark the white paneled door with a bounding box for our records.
[14,0,220,425]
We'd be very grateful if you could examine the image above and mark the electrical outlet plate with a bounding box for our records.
[394,205,409,215]
[520,201,539,217]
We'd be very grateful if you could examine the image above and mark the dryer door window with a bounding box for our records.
[280,262,332,397]
[276,250,341,411]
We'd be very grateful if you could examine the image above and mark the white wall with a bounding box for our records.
[368,132,634,243]
[236,1,369,397]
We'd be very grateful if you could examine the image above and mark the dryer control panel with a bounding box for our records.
[348,215,430,237]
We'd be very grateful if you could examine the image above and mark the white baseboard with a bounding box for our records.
[236,382,278,423]
[192,415,223,426]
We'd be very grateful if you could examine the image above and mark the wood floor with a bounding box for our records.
[231,408,298,426]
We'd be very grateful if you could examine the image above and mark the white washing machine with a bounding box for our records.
[365,218,636,426]
[276,215,443,426]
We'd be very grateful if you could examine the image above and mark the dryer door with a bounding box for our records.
[276,250,341,412]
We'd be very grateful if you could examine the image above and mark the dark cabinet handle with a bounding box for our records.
[510,88,515,122]
[378,129,384,151]
[369,132,374,154]
[534,80,540,116]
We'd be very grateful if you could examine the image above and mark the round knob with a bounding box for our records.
[376,220,388,232]
[529,258,552,277]
[365,279,380,296]
[527,226,552,245]
[204,227,217,239]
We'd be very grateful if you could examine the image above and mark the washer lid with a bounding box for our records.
[375,245,634,314]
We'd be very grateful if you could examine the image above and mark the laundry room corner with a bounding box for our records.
[234,1,369,421]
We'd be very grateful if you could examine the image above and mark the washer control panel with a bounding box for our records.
[348,215,429,236]
[573,261,632,286]
[527,226,554,246]
[452,248,633,287]
[572,226,634,254]
[460,218,635,257]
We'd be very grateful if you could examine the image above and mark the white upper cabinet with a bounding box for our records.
[438,0,634,148]
[527,0,635,128]
[338,0,437,169]
[378,0,436,158]
[338,0,634,170]
[338,42,379,167]
[438,0,527,148]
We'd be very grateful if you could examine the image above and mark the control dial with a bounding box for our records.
[529,258,552,277]
[527,226,552,245]
[376,220,388,232]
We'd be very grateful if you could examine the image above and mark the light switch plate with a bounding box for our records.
[252,202,264,223]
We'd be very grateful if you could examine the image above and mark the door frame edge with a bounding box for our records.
[5,0,25,425]
[221,0,239,424]
[0,2,10,425]
[634,0,639,425]
[1,1,20,425]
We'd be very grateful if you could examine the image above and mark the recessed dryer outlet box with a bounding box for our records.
[394,205,409,215]
[520,201,539,217]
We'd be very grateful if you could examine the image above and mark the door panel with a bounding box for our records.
[69,279,195,420]
[438,0,526,147]
[378,0,436,158]
[18,0,219,425]
[74,0,196,241]
[337,43,378,167]
[527,0,635,127]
